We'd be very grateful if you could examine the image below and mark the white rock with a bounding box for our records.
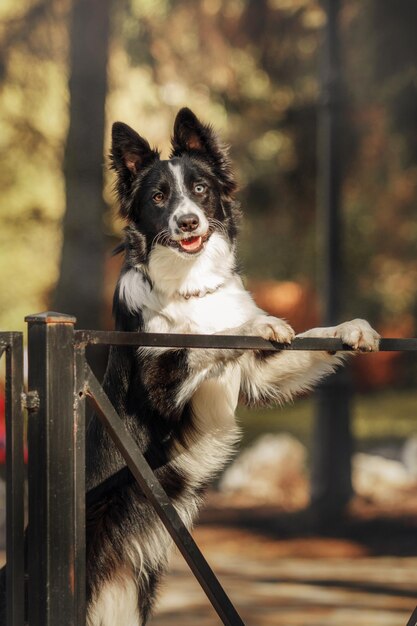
[402,434,417,477]
[352,452,417,502]
[219,433,307,506]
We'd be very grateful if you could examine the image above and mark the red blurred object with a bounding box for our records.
[250,280,414,391]
[353,315,414,391]
[248,280,319,333]
[0,386,28,464]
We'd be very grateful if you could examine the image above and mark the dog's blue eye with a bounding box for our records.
[153,192,164,203]
[194,184,206,194]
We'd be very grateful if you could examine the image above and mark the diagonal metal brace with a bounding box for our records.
[406,606,417,626]
[84,366,245,626]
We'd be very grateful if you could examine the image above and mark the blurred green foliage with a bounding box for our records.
[1,0,417,334]
[238,389,417,451]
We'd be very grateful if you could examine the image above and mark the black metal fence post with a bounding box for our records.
[4,333,25,626]
[312,0,354,520]
[73,341,87,624]
[26,312,85,625]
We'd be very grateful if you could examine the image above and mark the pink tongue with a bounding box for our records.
[179,236,202,251]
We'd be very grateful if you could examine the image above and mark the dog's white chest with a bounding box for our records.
[192,363,241,421]
[143,280,257,335]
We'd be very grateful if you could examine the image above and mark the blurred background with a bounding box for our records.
[1,0,417,624]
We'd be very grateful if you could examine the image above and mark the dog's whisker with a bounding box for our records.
[208,218,228,237]
[209,217,226,230]
[151,230,171,249]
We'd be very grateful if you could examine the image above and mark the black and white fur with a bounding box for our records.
[85,108,380,625]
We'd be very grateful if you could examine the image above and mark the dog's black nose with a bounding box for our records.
[178,213,199,232]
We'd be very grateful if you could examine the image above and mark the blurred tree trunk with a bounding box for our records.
[369,0,417,165]
[310,0,353,524]
[54,0,111,331]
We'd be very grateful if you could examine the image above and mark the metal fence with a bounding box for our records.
[1,312,417,625]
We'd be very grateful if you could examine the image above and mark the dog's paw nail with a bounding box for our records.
[335,319,380,353]
[247,316,294,344]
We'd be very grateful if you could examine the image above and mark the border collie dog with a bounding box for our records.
[86,108,379,625]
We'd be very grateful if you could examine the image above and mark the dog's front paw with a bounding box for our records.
[242,315,295,344]
[334,319,380,352]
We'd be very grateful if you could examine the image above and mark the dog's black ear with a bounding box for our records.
[171,108,237,195]
[110,122,160,218]
[111,122,159,176]
[171,108,211,154]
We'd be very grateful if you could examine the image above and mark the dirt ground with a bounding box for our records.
[1,495,416,625]
[150,494,417,626]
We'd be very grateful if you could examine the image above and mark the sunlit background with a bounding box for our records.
[2,0,417,333]
[1,0,416,445]
[1,1,417,623]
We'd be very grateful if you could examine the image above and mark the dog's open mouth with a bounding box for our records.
[176,232,209,254]
[179,236,203,252]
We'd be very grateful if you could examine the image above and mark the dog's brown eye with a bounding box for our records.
[153,192,164,203]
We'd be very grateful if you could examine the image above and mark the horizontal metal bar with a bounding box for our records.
[85,366,244,626]
[0,332,24,351]
[0,332,22,339]
[75,330,417,352]
[379,338,417,351]
[76,329,282,350]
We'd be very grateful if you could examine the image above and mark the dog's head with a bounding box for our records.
[110,108,240,264]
